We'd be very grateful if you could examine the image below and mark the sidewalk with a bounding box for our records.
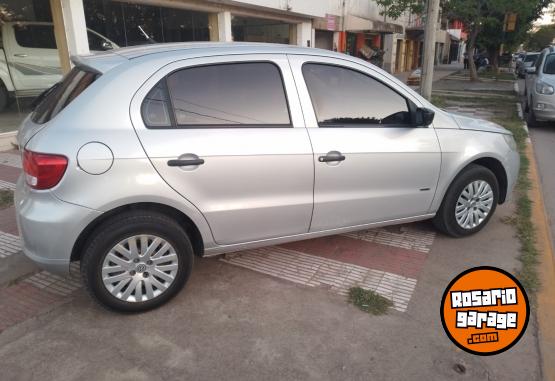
[393,63,463,86]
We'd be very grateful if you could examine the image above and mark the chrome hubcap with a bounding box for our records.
[102,235,178,302]
[455,180,494,229]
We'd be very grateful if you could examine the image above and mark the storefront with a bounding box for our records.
[342,14,403,71]
[0,0,314,128]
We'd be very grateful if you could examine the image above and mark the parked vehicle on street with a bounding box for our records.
[516,52,540,78]
[524,46,555,126]
[0,21,117,112]
[15,43,520,312]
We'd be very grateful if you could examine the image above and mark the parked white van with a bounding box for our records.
[0,21,118,111]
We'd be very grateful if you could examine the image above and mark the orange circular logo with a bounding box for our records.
[440,267,529,356]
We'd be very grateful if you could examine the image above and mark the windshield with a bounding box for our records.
[525,54,539,63]
[543,54,555,74]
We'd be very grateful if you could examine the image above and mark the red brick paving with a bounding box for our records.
[280,235,427,279]
[0,206,18,235]
[0,164,20,183]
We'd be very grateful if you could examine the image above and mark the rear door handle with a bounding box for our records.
[14,54,28,57]
[318,151,346,163]
[167,158,205,167]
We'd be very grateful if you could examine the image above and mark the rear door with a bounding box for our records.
[5,23,62,92]
[289,55,441,231]
[131,54,314,245]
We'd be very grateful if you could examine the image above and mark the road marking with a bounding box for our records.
[0,152,21,169]
[221,246,417,312]
[343,226,436,253]
[526,138,555,379]
[0,231,20,258]
[0,180,15,191]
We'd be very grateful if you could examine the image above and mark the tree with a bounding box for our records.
[377,0,551,81]
[525,24,555,50]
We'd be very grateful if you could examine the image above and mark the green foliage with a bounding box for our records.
[525,24,555,51]
[376,0,424,19]
[348,287,393,315]
[0,190,13,209]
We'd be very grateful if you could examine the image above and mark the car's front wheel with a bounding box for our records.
[80,211,193,312]
[433,164,499,237]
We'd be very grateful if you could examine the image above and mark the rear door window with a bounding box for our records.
[146,62,291,128]
[32,67,98,124]
[14,24,57,49]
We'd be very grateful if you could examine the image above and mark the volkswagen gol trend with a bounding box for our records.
[15,43,519,312]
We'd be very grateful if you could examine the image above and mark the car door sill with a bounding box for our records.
[203,213,435,257]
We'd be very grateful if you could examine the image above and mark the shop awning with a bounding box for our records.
[344,14,403,34]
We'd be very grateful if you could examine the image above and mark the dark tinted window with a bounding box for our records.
[14,24,57,49]
[32,68,98,124]
[535,52,545,72]
[141,80,172,128]
[165,62,290,127]
[543,54,555,74]
[524,54,539,63]
[302,63,411,126]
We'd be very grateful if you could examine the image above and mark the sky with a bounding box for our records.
[536,4,555,26]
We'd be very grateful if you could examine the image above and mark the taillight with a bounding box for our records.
[23,150,68,190]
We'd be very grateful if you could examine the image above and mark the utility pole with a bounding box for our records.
[420,0,441,100]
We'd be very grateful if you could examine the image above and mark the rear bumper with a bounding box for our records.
[14,176,101,275]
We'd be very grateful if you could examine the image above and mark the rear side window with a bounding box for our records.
[14,25,57,49]
[302,63,411,127]
[32,67,98,124]
[142,62,291,128]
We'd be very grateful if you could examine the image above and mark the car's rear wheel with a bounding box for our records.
[80,211,193,312]
[433,164,499,237]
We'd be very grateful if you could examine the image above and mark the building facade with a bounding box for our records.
[2,0,454,75]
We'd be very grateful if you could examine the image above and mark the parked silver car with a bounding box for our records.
[525,46,555,126]
[15,43,519,312]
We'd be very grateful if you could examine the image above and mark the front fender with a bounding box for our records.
[430,128,517,212]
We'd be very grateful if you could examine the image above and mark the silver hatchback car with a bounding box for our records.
[525,46,555,126]
[15,43,519,312]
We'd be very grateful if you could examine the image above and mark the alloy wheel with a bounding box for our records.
[101,235,179,302]
[455,180,494,230]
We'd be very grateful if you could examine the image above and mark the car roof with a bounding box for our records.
[112,41,344,59]
[73,42,348,73]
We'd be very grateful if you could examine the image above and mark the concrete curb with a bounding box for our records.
[0,132,17,152]
[526,134,555,381]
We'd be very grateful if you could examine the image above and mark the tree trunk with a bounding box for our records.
[467,25,480,81]
[488,46,500,75]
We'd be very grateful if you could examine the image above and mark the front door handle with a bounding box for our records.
[318,151,346,163]
[14,53,28,57]
[167,158,205,167]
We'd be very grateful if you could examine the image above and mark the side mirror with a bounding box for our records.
[101,41,113,50]
[415,107,435,126]
[525,66,536,74]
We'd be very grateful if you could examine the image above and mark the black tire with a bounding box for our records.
[80,210,193,313]
[526,105,539,127]
[433,164,499,237]
[0,83,8,113]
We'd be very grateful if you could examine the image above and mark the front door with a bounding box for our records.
[131,55,314,245]
[288,55,441,232]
